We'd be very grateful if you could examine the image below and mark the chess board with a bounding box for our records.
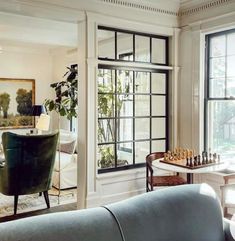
[160,159,222,169]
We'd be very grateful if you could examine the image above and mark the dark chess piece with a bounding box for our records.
[194,156,197,166]
[189,157,193,167]
[198,155,201,165]
[205,152,209,164]
[186,158,189,166]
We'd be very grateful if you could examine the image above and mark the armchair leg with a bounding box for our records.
[14,195,18,215]
[43,191,50,208]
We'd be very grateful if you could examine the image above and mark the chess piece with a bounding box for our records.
[198,155,201,165]
[186,157,189,166]
[194,156,198,166]
[189,157,193,167]
[209,153,212,163]
[213,153,217,163]
[205,152,209,164]
[164,153,167,161]
[202,152,206,165]
[218,154,221,163]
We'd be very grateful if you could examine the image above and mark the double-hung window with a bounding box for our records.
[205,29,235,161]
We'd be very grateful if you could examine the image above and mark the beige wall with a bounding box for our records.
[0,44,53,136]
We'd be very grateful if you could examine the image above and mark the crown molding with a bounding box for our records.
[97,0,178,16]
[179,0,234,17]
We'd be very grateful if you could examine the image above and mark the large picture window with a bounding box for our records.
[97,26,169,173]
[205,29,235,161]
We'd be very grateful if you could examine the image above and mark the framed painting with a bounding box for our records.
[0,78,35,129]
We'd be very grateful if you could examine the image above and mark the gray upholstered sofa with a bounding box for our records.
[0,184,234,241]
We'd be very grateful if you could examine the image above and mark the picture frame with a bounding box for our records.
[0,78,35,129]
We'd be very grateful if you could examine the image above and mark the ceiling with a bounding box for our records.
[0,0,216,49]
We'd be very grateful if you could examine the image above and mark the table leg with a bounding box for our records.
[187,173,193,184]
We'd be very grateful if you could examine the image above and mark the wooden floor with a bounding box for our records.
[0,202,77,223]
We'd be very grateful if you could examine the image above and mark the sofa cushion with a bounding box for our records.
[54,151,77,171]
[58,139,76,154]
[105,184,225,241]
[0,207,124,241]
[58,129,77,154]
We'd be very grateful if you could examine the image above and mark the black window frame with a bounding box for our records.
[98,26,169,66]
[98,64,169,174]
[204,28,235,151]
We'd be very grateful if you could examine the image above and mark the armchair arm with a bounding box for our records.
[224,218,235,241]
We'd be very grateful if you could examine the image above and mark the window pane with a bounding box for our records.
[152,96,166,116]
[98,94,115,118]
[210,35,226,57]
[135,141,150,164]
[117,142,133,166]
[152,118,166,138]
[209,78,225,98]
[98,69,115,93]
[135,118,150,140]
[227,56,235,77]
[207,101,235,162]
[152,38,166,64]
[151,140,166,152]
[135,72,150,93]
[135,35,150,62]
[117,33,133,61]
[227,78,235,98]
[117,70,133,93]
[98,144,115,169]
[117,95,133,117]
[98,119,115,143]
[135,95,150,116]
[210,57,226,78]
[227,33,235,56]
[98,29,115,59]
[117,118,133,141]
[152,73,166,94]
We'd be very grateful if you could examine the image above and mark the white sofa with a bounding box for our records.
[52,129,78,189]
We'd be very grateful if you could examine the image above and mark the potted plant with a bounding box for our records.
[44,64,78,120]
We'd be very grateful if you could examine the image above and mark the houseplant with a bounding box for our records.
[44,65,78,196]
[44,64,78,120]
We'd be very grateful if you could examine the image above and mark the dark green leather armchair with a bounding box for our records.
[0,132,59,215]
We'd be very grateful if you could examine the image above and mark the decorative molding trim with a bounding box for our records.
[180,0,234,17]
[98,0,178,16]
[98,0,234,18]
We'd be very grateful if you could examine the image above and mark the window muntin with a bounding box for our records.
[98,26,168,65]
[98,67,168,172]
[205,29,235,162]
[97,26,169,173]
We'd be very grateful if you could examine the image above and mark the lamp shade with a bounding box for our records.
[36,114,50,131]
[31,105,46,116]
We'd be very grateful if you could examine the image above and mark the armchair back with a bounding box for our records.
[0,132,59,195]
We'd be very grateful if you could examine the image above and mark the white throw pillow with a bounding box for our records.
[58,129,77,154]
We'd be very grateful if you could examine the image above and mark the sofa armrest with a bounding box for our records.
[224,218,235,241]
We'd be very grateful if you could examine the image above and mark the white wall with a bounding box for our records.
[0,44,54,136]
[77,12,178,208]
[50,47,78,131]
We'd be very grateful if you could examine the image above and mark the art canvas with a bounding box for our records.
[0,78,35,129]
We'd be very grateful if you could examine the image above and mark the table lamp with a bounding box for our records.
[36,114,50,134]
[30,105,46,134]
[31,105,46,116]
